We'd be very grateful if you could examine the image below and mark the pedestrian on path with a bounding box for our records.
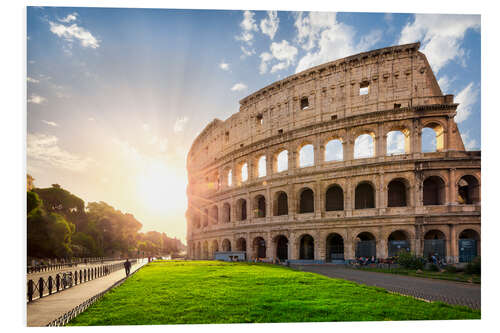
[124,259,131,277]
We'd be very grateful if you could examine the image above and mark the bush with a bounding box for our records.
[464,257,481,275]
[396,252,425,270]
[443,265,457,273]
[427,264,439,272]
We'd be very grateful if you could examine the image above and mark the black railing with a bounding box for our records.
[27,258,119,274]
[27,259,137,302]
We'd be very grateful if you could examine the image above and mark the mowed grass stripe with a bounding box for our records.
[68,260,480,325]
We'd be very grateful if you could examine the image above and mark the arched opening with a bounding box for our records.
[422,123,444,152]
[240,162,248,182]
[222,202,231,223]
[423,230,446,259]
[275,150,288,172]
[254,195,266,218]
[253,237,266,259]
[326,233,344,261]
[386,130,408,155]
[202,241,209,259]
[459,229,479,263]
[457,175,480,204]
[209,205,218,225]
[196,242,201,259]
[257,155,267,178]
[275,235,288,261]
[227,169,232,187]
[299,234,315,260]
[222,239,231,252]
[299,188,314,213]
[423,176,445,205]
[236,238,247,252]
[325,185,343,211]
[354,133,375,159]
[298,144,314,168]
[387,230,410,257]
[192,213,200,229]
[355,232,376,258]
[274,191,288,216]
[325,139,343,162]
[355,182,375,209]
[211,240,219,258]
[387,179,407,207]
[236,198,247,221]
[202,208,209,227]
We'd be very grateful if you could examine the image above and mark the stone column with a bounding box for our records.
[343,138,354,161]
[448,168,456,205]
[315,180,322,218]
[345,177,353,215]
[410,119,422,156]
[449,224,458,263]
[376,124,387,158]
[377,228,388,259]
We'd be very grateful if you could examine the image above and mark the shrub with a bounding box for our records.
[427,264,439,272]
[396,252,425,270]
[444,265,457,273]
[464,257,481,275]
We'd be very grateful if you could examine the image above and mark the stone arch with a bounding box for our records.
[423,229,446,259]
[202,208,209,227]
[355,232,376,258]
[222,239,231,252]
[274,149,288,173]
[387,178,409,207]
[222,202,231,223]
[225,168,233,187]
[274,235,289,261]
[421,121,445,152]
[386,127,410,155]
[423,176,445,205]
[297,142,315,168]
[196,242,201,259]
[236,198,247,221]
[202,241,209,259]
[324,138,343,162]
[299,187,314,213]
[211,240,219,258]
[192,212,201,229]
[209,205,218,225]
[457,175,480,204]
[274,191,288,216]
[237,161,249,183]
[326,233,344,261]
[236,237,247,252]
[253,237,266,259]
[355,181,375,209]
[354,131,376,159]
[387,230,411,257]
[253,194,266,218]
[325,184,344,211]
[299,234,315,260]
[256,154,267,178]
[458,229,480,262]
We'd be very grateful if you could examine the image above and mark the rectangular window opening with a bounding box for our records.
[278,129,283,135]
[256,114,263,126]
[394,103,401,109]
[300,97,309,110]
[331,115,338,120]
[359,81,369,95]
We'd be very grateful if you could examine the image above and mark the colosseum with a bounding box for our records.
[186,42,481,265]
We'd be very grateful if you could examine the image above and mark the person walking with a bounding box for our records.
[124,259,131,277]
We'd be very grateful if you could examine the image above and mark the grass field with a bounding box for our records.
[68,260,480,325]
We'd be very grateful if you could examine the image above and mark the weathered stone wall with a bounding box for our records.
[186,42,480,264]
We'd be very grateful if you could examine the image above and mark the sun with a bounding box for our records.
[136,162,187,215]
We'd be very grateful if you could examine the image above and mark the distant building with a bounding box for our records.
[27,174,35,191]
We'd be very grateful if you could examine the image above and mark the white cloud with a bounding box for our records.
[58,13,78,23]
[387,131,405,155]
[294,12,380,73]
[28,60,35,64]
[259,40,298,74]
[42,120,59,127]
[174,117,189,133]
[437,75,453,93]
[236,10,258,46]
[230,83,248,92]
[240,46,255,58]
[27,133,92,171]
[354,134,374,159]
[398,14,480,73]
[27,77,39,83]
[49,21,100,49]
[460,131,479,151]
[28,94,47,104]
[455,82,479,123]
[260,11,279,40]
[219,62,230,71]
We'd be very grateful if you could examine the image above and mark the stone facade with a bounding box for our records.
[185,42,481,264]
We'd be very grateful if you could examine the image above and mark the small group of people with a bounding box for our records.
[428,253,446,267]
[355,256,376,266]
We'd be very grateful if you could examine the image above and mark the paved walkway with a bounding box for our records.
[291,264,481,310]
[27,259,148,327]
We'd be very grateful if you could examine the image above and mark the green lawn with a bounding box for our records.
[68,260,480,325]
[355,266,481,284]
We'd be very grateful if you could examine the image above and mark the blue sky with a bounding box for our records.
[27,7,481,242]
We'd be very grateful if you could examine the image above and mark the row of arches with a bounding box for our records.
[192,174,480,228]
[218,124,446,188]
[191,229,480,263]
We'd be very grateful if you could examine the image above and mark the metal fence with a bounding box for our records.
[46,261,144,327]
[27,257,117,274]
[27,259,137,302]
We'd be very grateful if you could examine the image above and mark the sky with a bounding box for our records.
[26,7,481,243]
